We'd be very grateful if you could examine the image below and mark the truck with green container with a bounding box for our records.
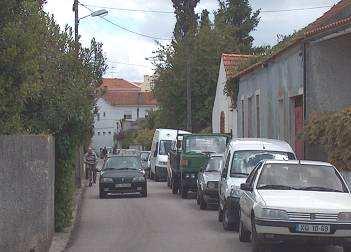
[169,133,230,198]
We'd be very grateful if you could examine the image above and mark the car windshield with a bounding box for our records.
[257,163,348,193]
[159,140,173,155]
[104,156,140,170]
[230,150,295,177]
[205,157,223,172]
[185,136,227,154]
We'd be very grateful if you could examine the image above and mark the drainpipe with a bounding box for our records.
[302,42,307,159]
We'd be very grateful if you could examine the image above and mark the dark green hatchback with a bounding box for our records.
[99,155,147,198]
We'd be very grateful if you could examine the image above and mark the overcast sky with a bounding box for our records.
[44,0,339,82]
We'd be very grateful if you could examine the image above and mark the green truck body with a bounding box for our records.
[169,133,230,198]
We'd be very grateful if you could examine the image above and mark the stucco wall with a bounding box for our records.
[306,32,351,116]
[0,135,55,252]
[237,45,304,150]
[305,32,351,161]
[212,59,237,136]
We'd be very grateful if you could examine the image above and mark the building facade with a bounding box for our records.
[212,54,253,136]
[234,0,351,160]
[92,78,157,150]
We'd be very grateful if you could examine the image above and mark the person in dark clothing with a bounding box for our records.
[84,147,98,186]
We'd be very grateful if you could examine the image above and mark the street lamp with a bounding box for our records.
[73,0,108,55]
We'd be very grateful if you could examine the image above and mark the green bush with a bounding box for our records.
[305,106,351,171]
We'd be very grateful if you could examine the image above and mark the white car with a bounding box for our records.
[218,138,296,231]
[239,160,351,252]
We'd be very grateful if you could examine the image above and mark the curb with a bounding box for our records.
[49,181,87,252]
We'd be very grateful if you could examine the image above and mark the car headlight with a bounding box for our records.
[230,186,241,198]
[133,176,146,182]
[207,181,217,190]
[258,208,289,221]
[191,173,196,179]
[102,177,113,183]
[338,212,351,222]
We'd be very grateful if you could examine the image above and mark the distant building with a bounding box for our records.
[92,78,157,150]
[212,54,253,136]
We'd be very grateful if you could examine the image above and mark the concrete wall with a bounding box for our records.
[237,45,304,150]
[92,98,156,150]
[212,58,237,136]
[0,135,55,252]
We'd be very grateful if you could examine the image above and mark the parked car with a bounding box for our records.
[196,155,223,209]
[239,160,351,252]
[169,133,230,198]
[150,129,191,182]
[218,138,296,231]
[99,155,147,198]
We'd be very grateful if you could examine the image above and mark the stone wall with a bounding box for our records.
[0,135,55,252]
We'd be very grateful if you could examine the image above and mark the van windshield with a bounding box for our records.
[185,136,227,154]
[230,150,295,177]
[159,140,174,155]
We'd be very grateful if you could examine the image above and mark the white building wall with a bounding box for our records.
[212,59,237,137]
[92,98,156,150]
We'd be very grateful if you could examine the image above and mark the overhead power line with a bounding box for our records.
[79,3,171,41]
[81,3,333,14]
[109,61,150,68]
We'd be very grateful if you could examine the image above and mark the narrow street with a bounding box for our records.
[67,181,342,252]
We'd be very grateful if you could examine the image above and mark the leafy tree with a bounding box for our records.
[0,0,106,231]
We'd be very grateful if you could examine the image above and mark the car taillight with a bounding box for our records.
[180,159,188,166]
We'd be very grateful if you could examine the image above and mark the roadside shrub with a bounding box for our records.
[305,106,351,171]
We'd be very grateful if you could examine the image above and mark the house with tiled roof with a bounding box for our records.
[232,0,351,160]
[212,53,254,135]
[92,78,157,150]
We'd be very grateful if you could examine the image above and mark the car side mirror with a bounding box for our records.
[240,183,252,191]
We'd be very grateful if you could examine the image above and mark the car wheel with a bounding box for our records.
[142,187,147,197]
[218,205,223,222]
[99,191,107,199]
[239,221,251,242]
[251,217,271,252]
[181,185,188,199]
[199,192,207,210]
[223,206,234,231]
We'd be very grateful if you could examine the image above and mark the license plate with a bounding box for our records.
[115,183,131,188]
[295,224,331,233]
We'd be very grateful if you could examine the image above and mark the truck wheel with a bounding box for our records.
[172,180,178,194]
[181,186,188,199]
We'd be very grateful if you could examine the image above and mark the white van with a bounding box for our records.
[150,129,191,181]
[218,138,296,231]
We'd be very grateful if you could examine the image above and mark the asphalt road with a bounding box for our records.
[67,181,342,252]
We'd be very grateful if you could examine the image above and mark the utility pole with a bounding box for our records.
[185,1,192,132]
[73,0,79,56]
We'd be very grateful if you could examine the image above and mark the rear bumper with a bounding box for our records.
[255,219,351,245]
[182,175,197,191]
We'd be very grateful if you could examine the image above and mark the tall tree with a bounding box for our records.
[215,0,260,53]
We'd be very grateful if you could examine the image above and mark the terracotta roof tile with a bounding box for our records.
[306,0,351,35]
[101,78,141,91]
[222,54,255,78]
[104,91,157,106]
